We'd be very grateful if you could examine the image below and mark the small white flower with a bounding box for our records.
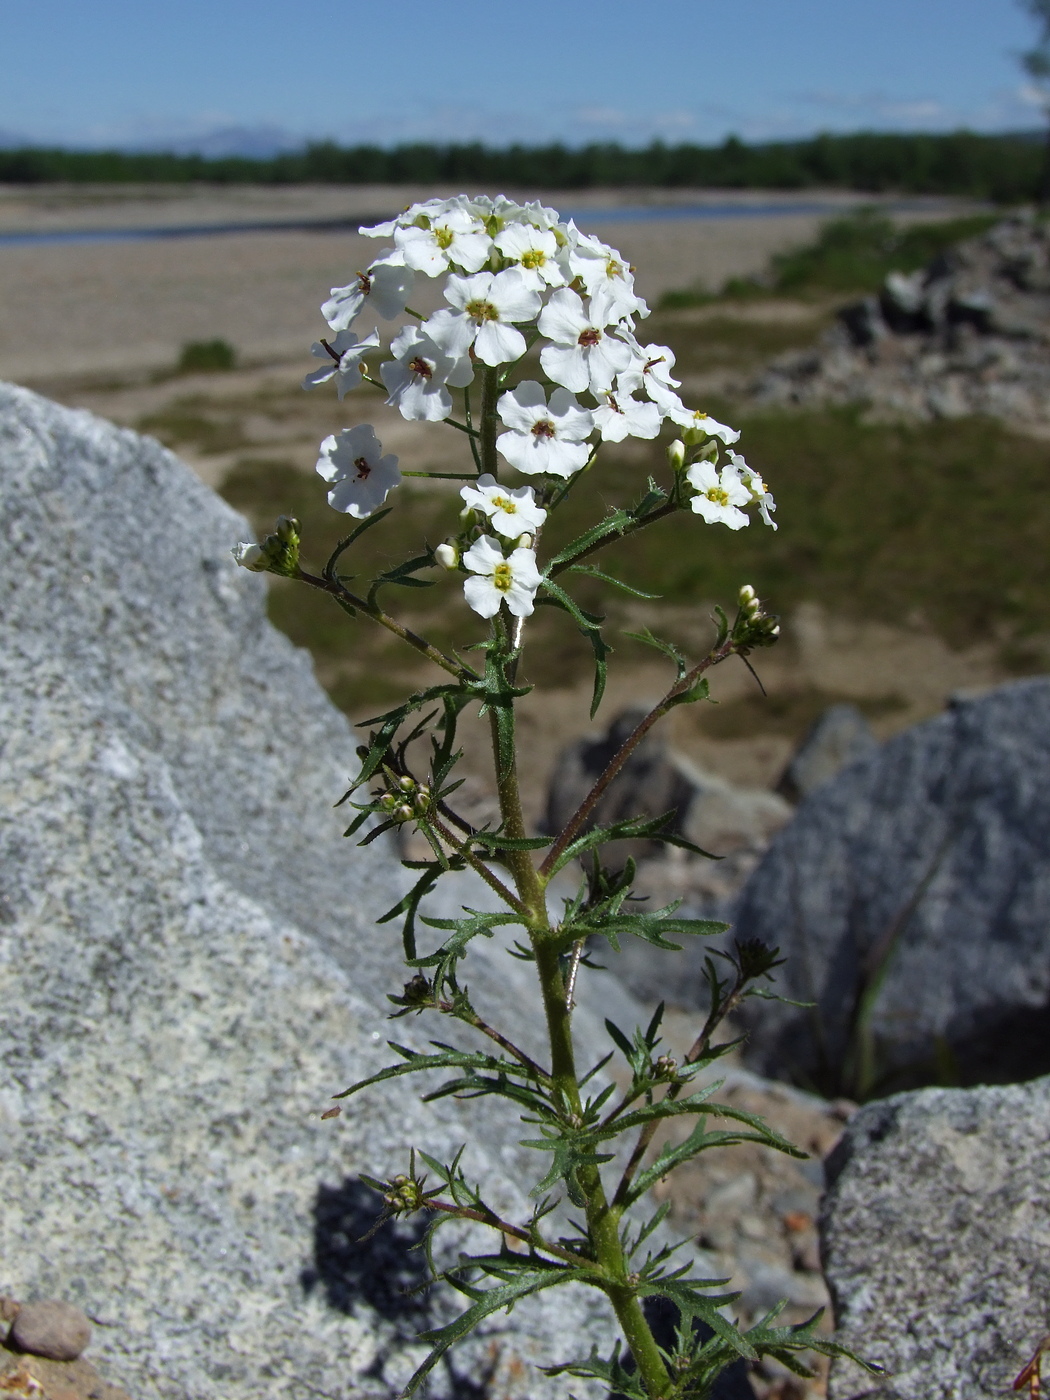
[592,389,662,442]
[460,473,547,538]
[316,424,401,518]
[394,207,491,276]
[380,325,474,422]
[425,269,542,367]
[496,380,594,478]
[435,542,459,570]
[618,336,682,403]
[686,459,751,530]
[664,402,741,445]
[232,541,266,571]
[537,287,632,394]
[494,222,565,291]
[566,227,648,319]
[302,327,380,398]
[321,260,414,331]
[360,196,467,239]
[729,450,777,529]
[462,535,542,619]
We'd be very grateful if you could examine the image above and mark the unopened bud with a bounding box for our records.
[231,542,266,572]
[515,533,533,550]
[667,439,686,471]
[394,804,413,823]
[275,515,301,543]
[397,775,416,792]
[435,541,459,570]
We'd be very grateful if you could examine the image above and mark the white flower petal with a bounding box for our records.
[474,321,526,366]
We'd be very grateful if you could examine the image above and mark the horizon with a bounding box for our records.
[0,0,1045,157]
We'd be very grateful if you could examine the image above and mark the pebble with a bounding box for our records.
[8,1301,91,1362]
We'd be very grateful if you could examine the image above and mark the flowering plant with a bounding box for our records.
[235,195,871,1400]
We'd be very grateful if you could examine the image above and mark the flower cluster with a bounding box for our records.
[281,195,777,617]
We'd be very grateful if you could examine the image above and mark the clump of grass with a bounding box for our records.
[658,210,1001,309]
[177,338,237,373]
[138,398,249,454]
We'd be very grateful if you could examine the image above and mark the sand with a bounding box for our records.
[0,184,982,383]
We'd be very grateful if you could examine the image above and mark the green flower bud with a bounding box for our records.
[667,439,686,471]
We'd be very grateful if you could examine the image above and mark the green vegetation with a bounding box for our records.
[659,209,1001,307]
[220,402,1050,718]
[0,130,1045,199]
[177,338,237,373]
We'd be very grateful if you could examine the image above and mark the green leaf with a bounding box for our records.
[548,811,719,877]
[401,1266,576,1398]
[367,552,436,609]
[469,831,552,852]
[568,564,661,599]
[589,910,729,952]
[547,509,633,568]
[375,862,448,960]
[414,908,526,996]
[539,577,611,718]
[622,625,687,681]
[333,1044,519,1101]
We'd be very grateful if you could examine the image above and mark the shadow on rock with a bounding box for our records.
[301,1178,430,1325]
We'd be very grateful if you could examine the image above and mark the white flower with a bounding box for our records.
[592,389,662,442]
[537,288,633,394]
[729,450,777,529]
[321,260,414,331]
[493,223,565,291]
[394,207,491,276]
[618,336,681,403]
[663,402,741,445]
[302,327,380,398]
[232,541,266,571]
[566,227,648,319]
[462,535,542,619]
[686,459,751,530]
[425,269,542,366]
[435,542,459,570]
[460,473,547,538]
[316,424,401,518]
[496,380,594,478]
[360,196,463,239]
[380,325,474,422]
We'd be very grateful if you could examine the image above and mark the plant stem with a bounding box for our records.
[297,569,465,679]
[539,633,737,878]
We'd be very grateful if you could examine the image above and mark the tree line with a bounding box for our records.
[0,131,1043,201]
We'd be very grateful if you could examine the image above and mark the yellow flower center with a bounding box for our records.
[605,256,625,279]
[492,494,516,513]
[521,249,546,270]
[466,298,499,323]
[434,225,455,250]
[492,562,513,592]
[705,487,729,507]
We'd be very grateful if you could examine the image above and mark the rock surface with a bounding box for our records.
[820,1075,1050,1400]
[753,215,1050,426]
[0,382,645,1399]
[775,704,877,804]
[9,1301,92,1362]
[0,1342,132,1400]
[733,679,1050,1095]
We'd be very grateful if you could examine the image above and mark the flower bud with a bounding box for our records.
[397,775,416,792]
[231,542,266,572]
[435,542,459,571]
[275,515,301,543]
[394,804,414,823]
[667,439,686,471]
[515,533,533,550]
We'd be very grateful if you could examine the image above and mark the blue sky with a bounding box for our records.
[0,0,1044,152]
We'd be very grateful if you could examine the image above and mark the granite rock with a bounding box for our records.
[734,679,1050,1094]
[0,382,640,1400]
[820,1076,1050,1400]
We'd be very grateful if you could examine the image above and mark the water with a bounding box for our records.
[0,200,842,249]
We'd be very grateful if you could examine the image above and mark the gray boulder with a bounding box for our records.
[735,680,1050,1095]
[820,1075,1050,1400]
[775,704,877,804]
[0,383,631,1399]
